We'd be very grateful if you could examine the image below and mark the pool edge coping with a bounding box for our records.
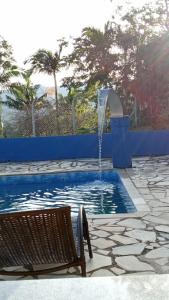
[87,169,150,219]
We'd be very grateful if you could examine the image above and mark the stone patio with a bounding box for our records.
[1,156,169,280]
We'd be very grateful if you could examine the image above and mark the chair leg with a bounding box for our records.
[85,228,93,258]
[87,236,93,259]
[80,259,86,277]
[84,221,93,258]
[82,209,93,258]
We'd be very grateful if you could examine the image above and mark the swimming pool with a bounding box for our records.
[0,171,136,215]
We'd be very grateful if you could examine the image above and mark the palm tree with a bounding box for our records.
[0,36,18,89]
[0,36,19,136]
[62,77,79,134]
[25,39,68,133]
[2,70,48,136]
[67,24,116,88]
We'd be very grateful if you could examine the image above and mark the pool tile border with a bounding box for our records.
[118,170,150,213]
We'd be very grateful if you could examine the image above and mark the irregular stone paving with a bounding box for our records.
[0,159,112,176]
[1,156,169,280]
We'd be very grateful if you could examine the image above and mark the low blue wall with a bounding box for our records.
[0,130,169,162]
[0,134,112,162]
[129,131,169,156]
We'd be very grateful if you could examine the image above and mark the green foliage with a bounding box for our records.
[2,70,49,113]
[0,36,18,89]
[25,39,68,133]
[25,38,68,99]
[67,24,118,88]
[3,1,169,135]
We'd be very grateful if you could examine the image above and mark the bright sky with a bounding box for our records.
[0,0,149,86]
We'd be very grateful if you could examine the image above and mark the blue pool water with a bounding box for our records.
[0,171,136,215]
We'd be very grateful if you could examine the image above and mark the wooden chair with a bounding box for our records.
[0,206,93,277]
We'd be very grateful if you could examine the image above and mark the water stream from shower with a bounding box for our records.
[98,89,109,181]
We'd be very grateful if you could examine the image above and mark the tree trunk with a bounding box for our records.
[31,102,36,136]
[71,98,76,134]
[0,103,3,137]
[135,46,141,127]
[53,72,60,134]
[165,0,169,31]
[134,99,138,127]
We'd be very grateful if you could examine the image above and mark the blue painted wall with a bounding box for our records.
[0,134,112,162]
[0,130,169,162]
[129,130,169,156]
[111,116,132,168]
